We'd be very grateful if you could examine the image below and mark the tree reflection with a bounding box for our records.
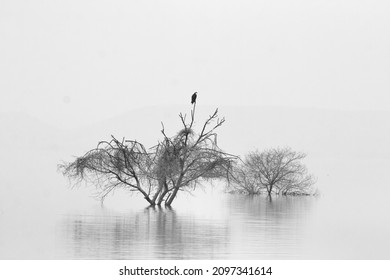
[61,206,229,259]
[60,194,315,259]
[225,195,315,259]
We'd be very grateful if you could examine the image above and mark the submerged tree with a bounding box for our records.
[59,104,236,206]
[228,161,261,195]
[230,147,315,196]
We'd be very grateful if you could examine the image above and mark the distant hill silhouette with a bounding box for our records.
[2,107,389,159]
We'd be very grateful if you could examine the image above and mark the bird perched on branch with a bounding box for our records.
[191,92,197,104]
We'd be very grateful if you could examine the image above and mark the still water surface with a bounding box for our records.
[60,194,313,259]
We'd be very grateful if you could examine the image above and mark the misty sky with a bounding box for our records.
[1,0,390,128]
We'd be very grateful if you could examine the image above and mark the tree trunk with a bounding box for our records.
[157,189,169,205]
[140,192,154,206]
[152,179,170,205]
[267,184,273,197]
[165,174,184,206]
[165,187,179,206]
[130,182,153,205]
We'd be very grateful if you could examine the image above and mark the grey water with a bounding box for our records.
[58,195,313,259]
[0,150,390,259]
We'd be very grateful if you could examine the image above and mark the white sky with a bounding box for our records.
[1,0,390,128]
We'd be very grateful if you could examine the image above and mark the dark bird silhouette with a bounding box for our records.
[191,92,197,104]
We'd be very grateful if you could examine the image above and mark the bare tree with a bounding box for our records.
[228,162,261,195]
[59,104,236,206]
[230,147,315,196]
[153,104,236,206]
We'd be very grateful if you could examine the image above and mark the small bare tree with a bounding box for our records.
[230,147,315,196]
[59,103,236,206]
[228,162,261,195]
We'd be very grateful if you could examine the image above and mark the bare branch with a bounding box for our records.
[59,104,236,206]
[230,147,315,196]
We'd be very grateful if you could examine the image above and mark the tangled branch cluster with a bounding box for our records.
[59,105,236,206]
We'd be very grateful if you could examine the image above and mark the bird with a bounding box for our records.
[191,92,197,104]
